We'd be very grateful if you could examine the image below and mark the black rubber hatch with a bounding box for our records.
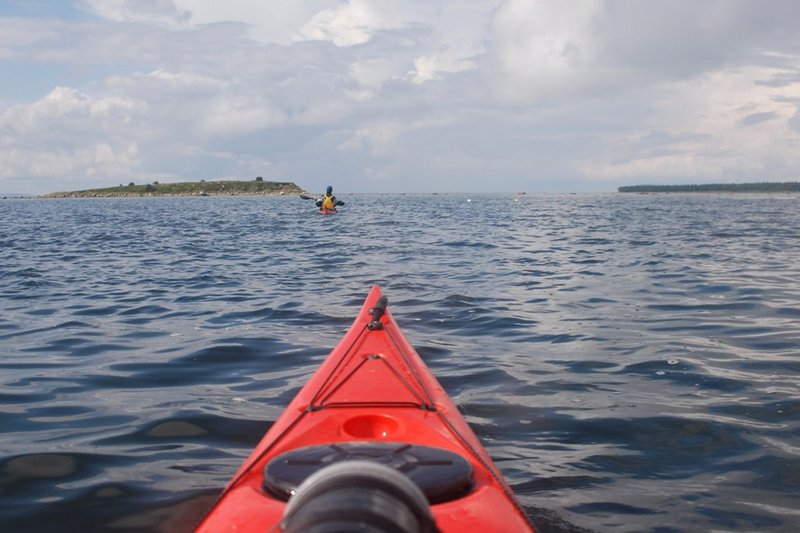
[263,441,473,504]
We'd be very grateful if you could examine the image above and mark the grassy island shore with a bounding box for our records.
[44,179,306,198]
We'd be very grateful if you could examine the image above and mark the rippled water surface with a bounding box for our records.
[2,193,799,532]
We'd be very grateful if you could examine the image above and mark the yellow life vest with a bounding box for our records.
[320,194,336,210]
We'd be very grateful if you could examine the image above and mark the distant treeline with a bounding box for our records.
[618,182,800,193]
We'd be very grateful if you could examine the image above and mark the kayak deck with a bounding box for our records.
[196,286,534,532]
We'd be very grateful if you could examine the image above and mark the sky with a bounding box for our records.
[1,0,799,195]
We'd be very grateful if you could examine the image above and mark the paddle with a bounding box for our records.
[299,194,345,206]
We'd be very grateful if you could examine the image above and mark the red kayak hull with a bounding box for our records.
[196,286,534,532]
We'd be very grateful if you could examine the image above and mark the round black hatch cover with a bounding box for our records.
[263,441,473,504]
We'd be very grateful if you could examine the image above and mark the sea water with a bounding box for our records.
[1,193,799,532]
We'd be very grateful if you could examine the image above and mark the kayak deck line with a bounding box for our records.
[196,286,535,532]
[308,327,437,411]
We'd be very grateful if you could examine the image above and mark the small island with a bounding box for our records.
[618,182,800,193]
[45,178,306,198]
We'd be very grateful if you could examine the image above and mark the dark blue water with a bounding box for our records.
[2,193,799,532]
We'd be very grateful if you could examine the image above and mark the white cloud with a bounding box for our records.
[199,96,282,136]
[790,105,800,134]
[486,0,800,104]
[576,65,800,183]
[2,86,146,138]
[78,0,190,27]
[349,58,398,89]
[0,86,145,186]
[299,2,374,47]
[338,115,453,155]
[411,51,477,84]
[298,0,414,47]
[488,0,613,102]
[2,1,800,193]
[0,143,139,181]
[171,0,324,45]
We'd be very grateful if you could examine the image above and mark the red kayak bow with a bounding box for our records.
[196,286,535,532]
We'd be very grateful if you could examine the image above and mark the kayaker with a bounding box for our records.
[315,186,338,212]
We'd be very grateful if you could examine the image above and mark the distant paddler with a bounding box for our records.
[299,186,345,213]
[315,185,345,214]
